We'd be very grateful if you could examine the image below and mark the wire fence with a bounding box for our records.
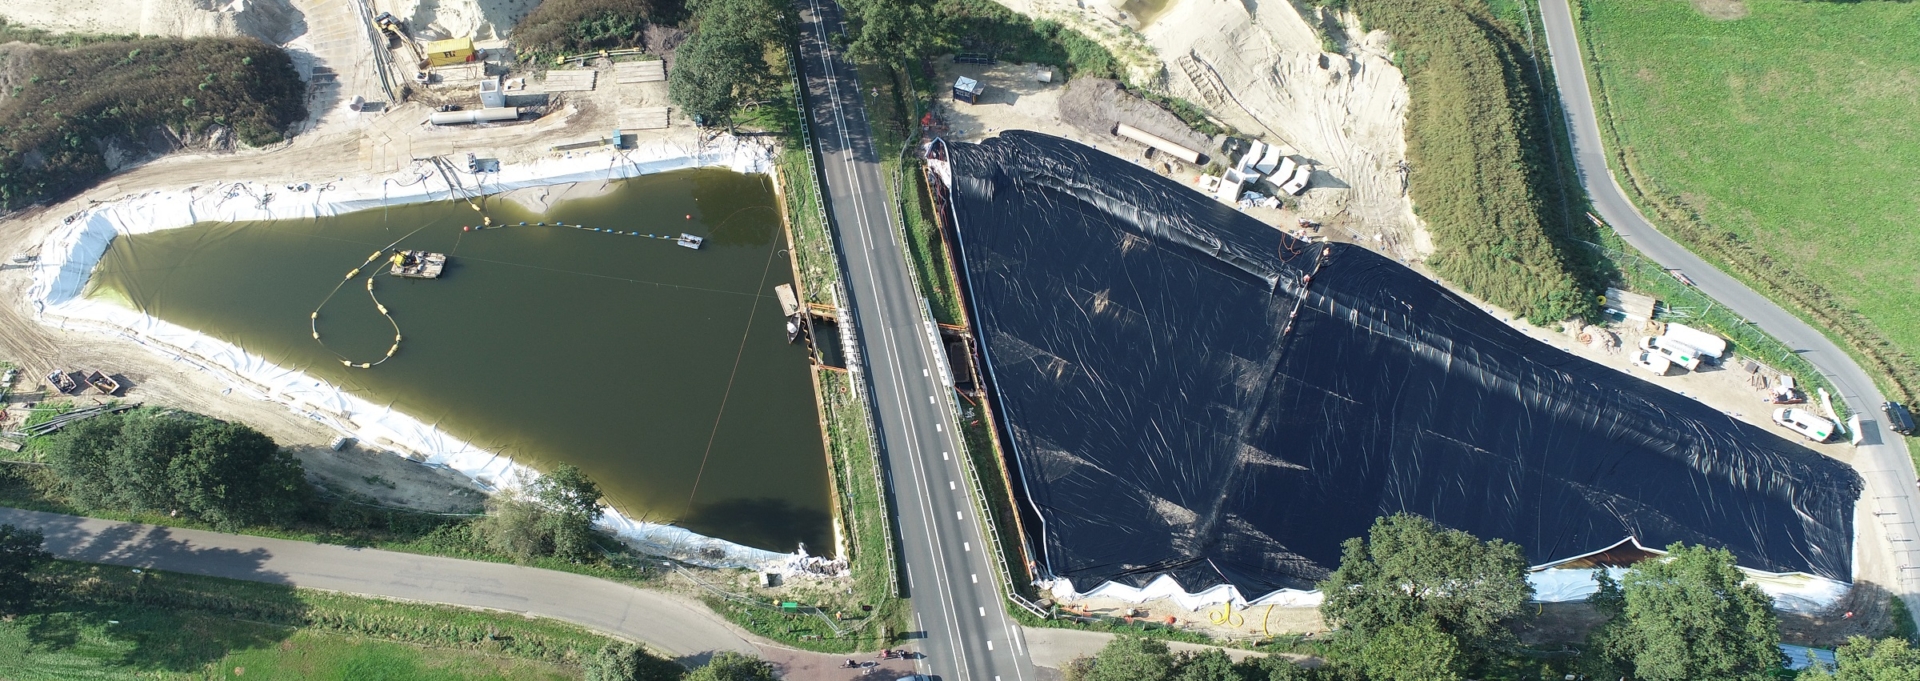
[1582,239,1845,416]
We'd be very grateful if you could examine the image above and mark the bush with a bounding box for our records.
[513,0,681,61]
[42,407,309,529]
[0,34,305,210]
[1352,0,1600,324]
[585,641,686,681]
[475,464,609,563]
[929,0,1119,79]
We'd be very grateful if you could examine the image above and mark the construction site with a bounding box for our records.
[0,0,1912,657]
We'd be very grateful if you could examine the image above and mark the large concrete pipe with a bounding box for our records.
[429,107,520,125]
[1114,123,1202,164]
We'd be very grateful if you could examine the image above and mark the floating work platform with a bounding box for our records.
[676,233,703,250]
[390,250,447,278]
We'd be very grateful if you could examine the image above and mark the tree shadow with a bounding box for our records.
[3,507,306,672]
[679,497,830,555]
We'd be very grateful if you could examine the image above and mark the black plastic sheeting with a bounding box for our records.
[943,131,1862,595]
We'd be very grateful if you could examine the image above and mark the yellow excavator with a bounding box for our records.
[374,12,426,66]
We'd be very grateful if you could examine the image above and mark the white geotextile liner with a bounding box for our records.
[27,135,834,573]
[1046,564,1846,614]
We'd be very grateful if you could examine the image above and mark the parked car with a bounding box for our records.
[1773,407,1836,443]
[1630,350,1672,376]
[1885,401,1916,436]
[1639,336,1703,372]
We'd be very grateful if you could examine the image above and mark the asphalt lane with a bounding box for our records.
[0,507,758,660]
[791,1,1036,679]
[1537,0,1920,600]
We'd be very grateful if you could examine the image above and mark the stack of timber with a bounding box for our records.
[614,60,667,84]
[542,69,598,92]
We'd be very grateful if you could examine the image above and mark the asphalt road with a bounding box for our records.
[791,1,1036,679]
[1537,0,1920,600]
[0,507,758,661]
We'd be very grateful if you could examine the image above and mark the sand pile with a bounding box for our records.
[0,0,303,43]
[994,0,1428,260]
[373,0,540,41]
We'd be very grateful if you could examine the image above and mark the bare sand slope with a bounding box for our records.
[372,0,540,41]
[0,0,305,42]
[992,0,1427,260]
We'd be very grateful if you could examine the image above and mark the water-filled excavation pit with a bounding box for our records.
[83,169,831,555]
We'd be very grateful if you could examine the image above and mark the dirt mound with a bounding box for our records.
[1056,78,1213,162]
[989,0,1427,260]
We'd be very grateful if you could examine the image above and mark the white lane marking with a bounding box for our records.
[929,395,935,404]
[956,511,963,520]
[936,424,942,431]
[923,369,928,376]
[979,607,987,617]
[964,542,971,551]
[798,4,972,678]
[971,573,978,583]
[988,640,995,650]
[949,480,956,490]
[906,564,913,588]
[942,452,949,460]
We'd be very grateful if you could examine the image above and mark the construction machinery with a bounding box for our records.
[374,12,426,66]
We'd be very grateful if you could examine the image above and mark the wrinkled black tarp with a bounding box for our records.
[945,131,1861,594]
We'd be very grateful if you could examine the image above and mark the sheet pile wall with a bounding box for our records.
[946,132,1862,595]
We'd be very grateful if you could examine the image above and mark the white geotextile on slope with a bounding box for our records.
[1042,561,1847,615]
[26,134,832,573]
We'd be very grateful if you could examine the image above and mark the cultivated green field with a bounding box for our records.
[1579,0,1920,400]
[0,562,608,680]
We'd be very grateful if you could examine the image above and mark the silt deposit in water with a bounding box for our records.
[87,169,831,553]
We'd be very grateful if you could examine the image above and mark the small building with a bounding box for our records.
[952,76,984,104]
[424,37,476,67]
[479,75,504,108]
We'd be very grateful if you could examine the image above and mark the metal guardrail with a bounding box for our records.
[882,137,1046,619]
[787,44,900,599]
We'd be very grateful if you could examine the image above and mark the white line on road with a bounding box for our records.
[949,480,956,490]
[971,573,978,583]
[980,607,987,617]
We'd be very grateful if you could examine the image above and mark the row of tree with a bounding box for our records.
[1063,514,1920,680]
[45,407,309,529]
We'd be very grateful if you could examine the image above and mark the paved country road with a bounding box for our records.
[792,0,1038,679]
[0,507,759,661]
[1537,0,1920,606]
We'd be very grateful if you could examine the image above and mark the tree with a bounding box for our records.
[533,463,605,521]
[584,641,686,681]
[683,651,776,681]
[1317,513,1532,663]
[1172,648,1240,681]
[1801,636,1920,681]
[1582,544,1782,681]
[169,420,308,528]
[842,0,943,65]
[667,0,791,125]
[0,524,50,615]
[1339,616,1463,681]
[42,408,309,528]
[1080,635,1176,681]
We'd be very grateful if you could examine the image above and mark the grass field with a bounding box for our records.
[1578,0,1920,405]
[0,561,610,680]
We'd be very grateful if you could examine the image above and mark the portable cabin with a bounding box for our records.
[952,76,984,104]
[424,37,476,67]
